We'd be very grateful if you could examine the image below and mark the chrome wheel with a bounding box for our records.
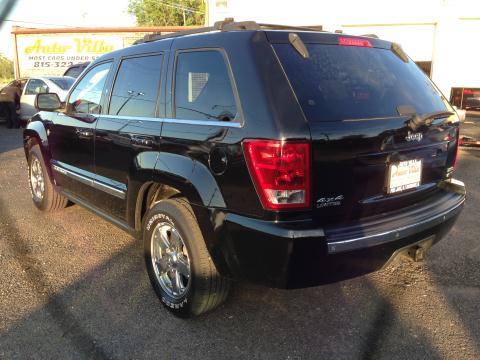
[151,222,191,299]
[30,157,45,201]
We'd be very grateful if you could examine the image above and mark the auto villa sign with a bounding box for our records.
[11,26,192,78]
[16,34,122,77]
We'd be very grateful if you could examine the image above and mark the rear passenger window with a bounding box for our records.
[174,50,237,122]
[109,55,163,117]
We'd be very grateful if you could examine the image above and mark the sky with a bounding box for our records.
[0,0,136,59]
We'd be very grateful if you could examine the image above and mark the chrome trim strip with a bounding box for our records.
[92,180,126,199]
[102,115,242,128]
[52,164,93,187]
[163,118,242,128]
[327,198,464,253]
[52,163,126,200]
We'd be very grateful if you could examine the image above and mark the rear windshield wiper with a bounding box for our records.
[408,110,454,130]
[397,106,454,131]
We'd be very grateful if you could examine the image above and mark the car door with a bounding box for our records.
[48,61,113,203]
[20,78,49,120]
[93,53,164,220]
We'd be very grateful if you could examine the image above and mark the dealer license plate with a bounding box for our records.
[387,159,422,194]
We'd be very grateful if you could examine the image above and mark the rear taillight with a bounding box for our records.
[243,140,311,210]
[338,36,372,48]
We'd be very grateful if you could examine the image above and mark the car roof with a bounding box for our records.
[93,25,392,66]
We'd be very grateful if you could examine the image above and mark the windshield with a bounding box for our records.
[49,77,75,91]
[274,44,447,122]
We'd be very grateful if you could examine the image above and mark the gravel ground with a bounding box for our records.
[0,125,479,359]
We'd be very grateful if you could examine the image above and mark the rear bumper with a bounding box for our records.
[221,179,465,288]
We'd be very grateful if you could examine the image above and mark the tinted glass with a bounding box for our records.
[68,62,111,114]
[25,79,49,95]
[109,55,162,117]
[274,44,447,122]
[174,51,237,121]
[64,66,84,78]
[49,77,75,90]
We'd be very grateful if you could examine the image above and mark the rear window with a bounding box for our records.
[49,77,75,90]
[274,44,447,122]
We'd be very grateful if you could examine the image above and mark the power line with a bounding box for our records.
[158,1,205,14]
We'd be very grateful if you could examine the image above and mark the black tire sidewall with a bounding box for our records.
[143,201,200,317]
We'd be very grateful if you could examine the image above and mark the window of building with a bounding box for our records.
[68,62,111,114]
[174,50,237,122]
[25,79,49,95]
[109,55,163,117]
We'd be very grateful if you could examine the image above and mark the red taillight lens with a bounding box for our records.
[243,140,311,210]
[338,36,372,48]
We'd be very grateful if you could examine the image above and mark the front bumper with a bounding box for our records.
[222,179,465,288]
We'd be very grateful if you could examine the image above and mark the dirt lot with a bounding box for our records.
[0,126,479,359]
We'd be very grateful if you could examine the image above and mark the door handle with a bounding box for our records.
[75,129,93,138]
[131,136,153,147]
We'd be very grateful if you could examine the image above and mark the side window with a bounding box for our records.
[25,79,49,95]
[68,62,111,114]
[108,54,162,117]
[174,50,237,122]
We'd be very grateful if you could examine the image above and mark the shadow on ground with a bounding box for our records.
[0,126,23,153]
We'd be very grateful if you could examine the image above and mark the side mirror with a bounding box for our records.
[35,93,64,111]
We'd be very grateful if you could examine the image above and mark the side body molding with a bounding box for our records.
[153,152,226,208]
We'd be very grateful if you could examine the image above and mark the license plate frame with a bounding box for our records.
[387,159,422,194]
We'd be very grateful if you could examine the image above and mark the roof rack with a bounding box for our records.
[133,18,324,45]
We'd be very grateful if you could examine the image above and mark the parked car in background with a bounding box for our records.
[463,96,480,110]
[22,77,75,124]
[63,62,90,78]
[1,76,75,126]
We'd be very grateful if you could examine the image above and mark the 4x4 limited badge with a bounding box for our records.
[316,195,344,208]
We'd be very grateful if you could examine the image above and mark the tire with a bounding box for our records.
[28,145,68,211]
[144,198,230,317]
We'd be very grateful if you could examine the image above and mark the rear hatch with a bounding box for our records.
[270,32,459,224]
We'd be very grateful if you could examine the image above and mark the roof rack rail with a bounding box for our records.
[133,18,323,45]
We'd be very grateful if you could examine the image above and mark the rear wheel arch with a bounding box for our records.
[134,181,182,232]
[24,125,54,181]
[134,176,232,278]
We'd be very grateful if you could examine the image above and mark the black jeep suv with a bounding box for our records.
[24,20,465,317]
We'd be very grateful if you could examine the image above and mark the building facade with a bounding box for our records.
[206,0,480,109]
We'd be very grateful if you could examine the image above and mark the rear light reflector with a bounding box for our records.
[243,140,311,210]
[338,36,372,48]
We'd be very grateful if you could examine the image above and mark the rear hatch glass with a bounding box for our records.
[273,43,447,122]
